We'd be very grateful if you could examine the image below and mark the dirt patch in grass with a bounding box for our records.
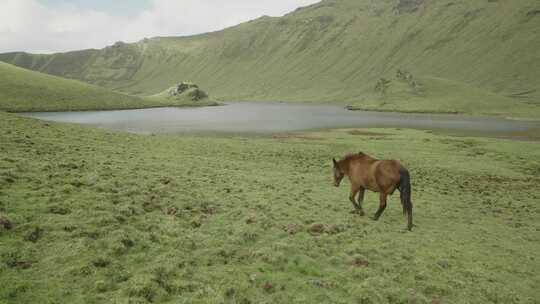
[24,227,43,243]
[0,215,12,230]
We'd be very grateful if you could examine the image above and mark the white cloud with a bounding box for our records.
[0,0,320,53]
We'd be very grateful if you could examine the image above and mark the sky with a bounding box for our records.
[0,0,320,54]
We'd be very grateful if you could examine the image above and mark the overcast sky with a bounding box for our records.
[0,0,320,54]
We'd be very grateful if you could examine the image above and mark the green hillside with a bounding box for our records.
[1,0,540,116]
[0,62,146,112]
[0,62,215,112]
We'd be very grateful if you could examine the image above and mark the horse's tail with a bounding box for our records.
[399,167,413,231]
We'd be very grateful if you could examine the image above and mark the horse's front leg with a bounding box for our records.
[357,188,365,216]
[349,186,362,213]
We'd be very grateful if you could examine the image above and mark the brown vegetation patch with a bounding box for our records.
[284,223,302,235]
[351,256,369,267]
[308,223,326,235]
[92,257,110,268]
[326,224,346,235]
[49,205,70,215]
[167,206,178,215]
[245,215,256,224]
[347,129,389,137]
[262,282,275,293]
[14,261,33,269]
[527,9,540,17]
[272,132,324,140]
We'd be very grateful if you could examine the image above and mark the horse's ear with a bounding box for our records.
[332,158,337,166]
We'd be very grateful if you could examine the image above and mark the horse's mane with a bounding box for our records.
[337,152,377,170]
[341,152,367,162]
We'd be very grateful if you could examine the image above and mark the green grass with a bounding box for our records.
[1,0,539,117]
[0,62,216,112]
[1,111,539,303]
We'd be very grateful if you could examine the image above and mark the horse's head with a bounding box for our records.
[332,158,344,187]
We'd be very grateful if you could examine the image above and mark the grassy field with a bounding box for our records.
[1,0,539,117]
[1,111,539,303]
[0,62,215,112]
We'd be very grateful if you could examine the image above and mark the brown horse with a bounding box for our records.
[332,152,413,231]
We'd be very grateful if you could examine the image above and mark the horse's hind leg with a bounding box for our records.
[373,193,387,221]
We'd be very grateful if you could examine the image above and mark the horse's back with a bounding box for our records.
[373,159,402,193]
[347,153,404,193]
[377,159,402,175]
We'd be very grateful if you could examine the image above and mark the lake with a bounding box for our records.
[22,102,540,137]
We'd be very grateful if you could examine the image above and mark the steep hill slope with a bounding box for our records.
[1,0,539,116]
[0,62,146,112]
[0,62,215,111]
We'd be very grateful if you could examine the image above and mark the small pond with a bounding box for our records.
[23,102,540,137]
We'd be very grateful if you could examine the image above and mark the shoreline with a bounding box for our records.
[9,101,539,122]
[1,100,223,114]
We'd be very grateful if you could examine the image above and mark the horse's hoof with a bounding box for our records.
[359,211,365,217]
[371,216,379,221]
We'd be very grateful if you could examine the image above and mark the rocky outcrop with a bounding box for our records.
[187,88,208,101]
[167,82,209,102]
[169,82,199,96]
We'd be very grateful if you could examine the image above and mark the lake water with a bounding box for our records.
[22,102,540,136]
